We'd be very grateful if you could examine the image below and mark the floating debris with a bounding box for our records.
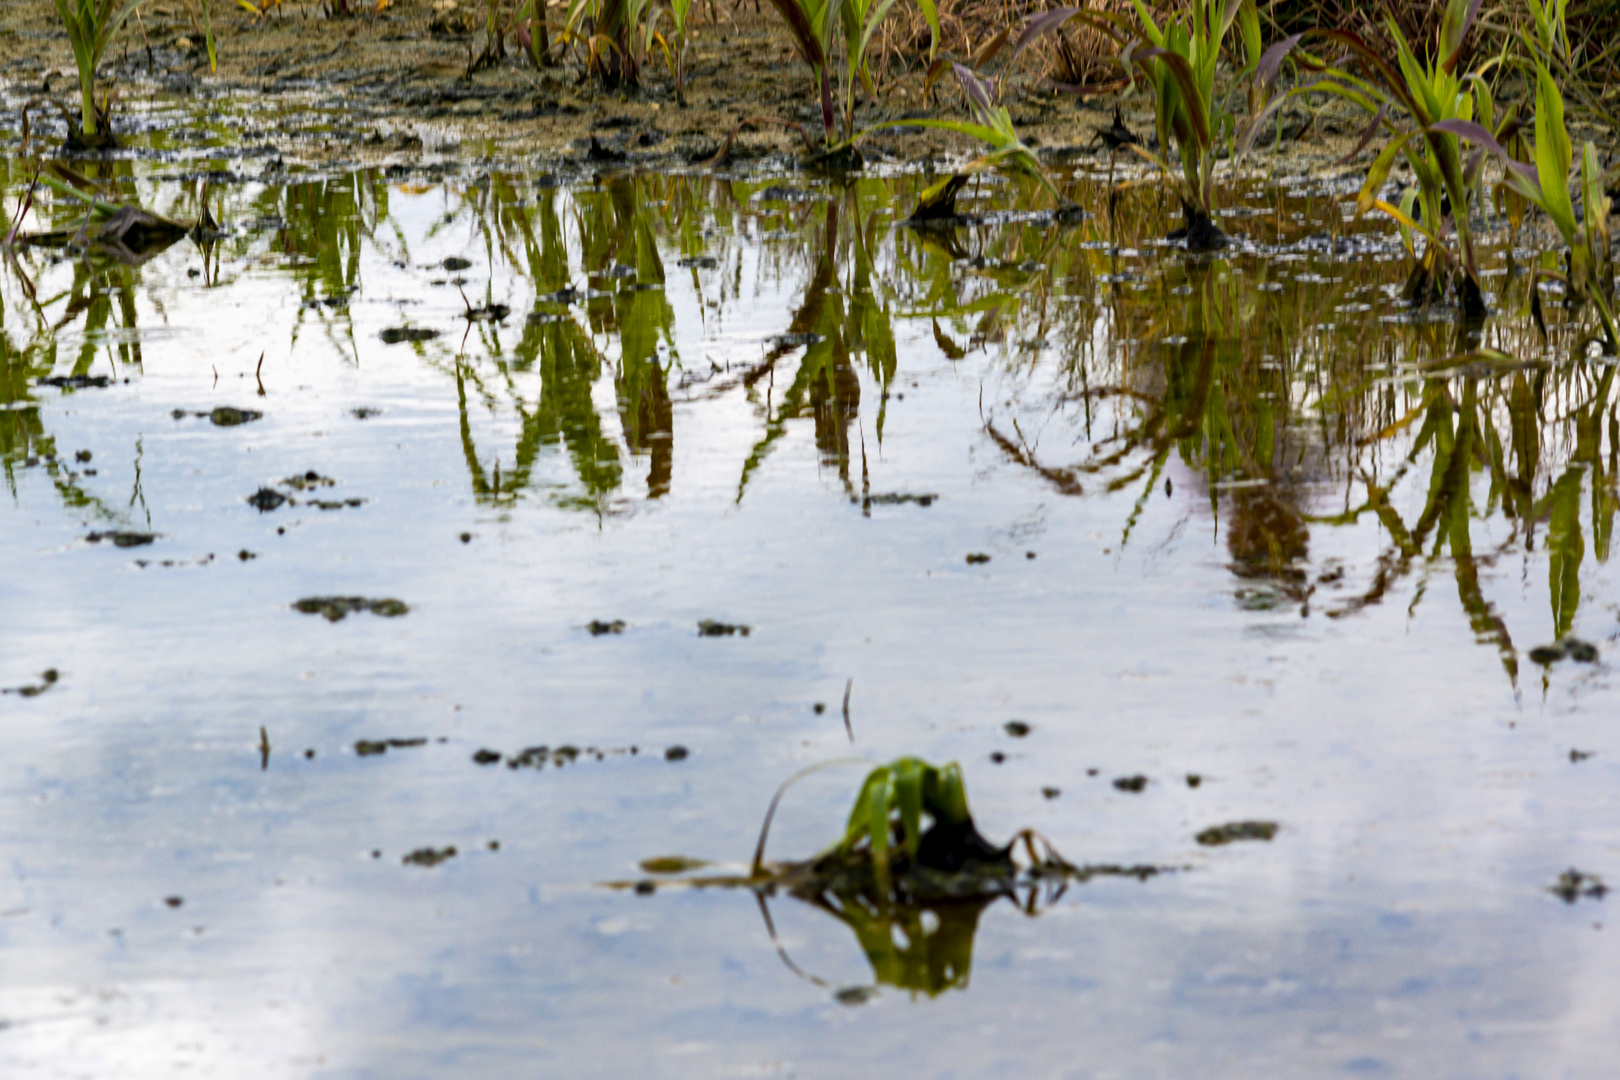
[350,407,384,420]
[1550,869,1608,903]
[2,669,58,698]
[639,856,711,874]
[282,471,335,491]
[863,492,937,507]
[965,553,991,565]
[292,597,410,622]
[588,620,626,635]
[355,738,428,756]
[1113,775,1148,793]
[380,327,440,344]
[664,746,689,761]
[208,406,262,427]
[441,257,472,271]
[38,375,111,389]
[472,749,503,765]
[1004,721,1031,737]
[402,846,457,868]
[246,488,286,512]
[85,531,157,548]
[697,620,750,637]
[1530,637,1600,664]
[1196,821,1278,846]
[677,255,719,269]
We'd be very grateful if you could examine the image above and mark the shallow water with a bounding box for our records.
[2,150,1619,1078]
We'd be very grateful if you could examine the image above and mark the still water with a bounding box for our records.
[1,149,1618,1078]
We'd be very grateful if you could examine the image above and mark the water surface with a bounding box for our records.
[2,149,1618,1078]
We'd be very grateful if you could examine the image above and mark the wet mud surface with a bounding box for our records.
[0,62,1619,1076]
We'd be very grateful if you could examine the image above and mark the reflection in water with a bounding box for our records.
[766,889,994,999]
[5,148,1620,1076]
[1,164,1614,665]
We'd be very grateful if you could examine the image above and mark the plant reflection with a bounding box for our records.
[4,162,1614,674]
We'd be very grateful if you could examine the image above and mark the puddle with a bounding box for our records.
[2,149,1619,1078]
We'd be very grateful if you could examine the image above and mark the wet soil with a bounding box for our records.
[0,0,1371,172]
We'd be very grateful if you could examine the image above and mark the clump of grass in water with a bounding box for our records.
[615,758,1163,998]
[48,0,152,148]
[621,757,1161,903]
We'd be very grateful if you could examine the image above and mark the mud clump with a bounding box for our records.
[380,327,440,344]
[472,748,503,765]
[282,472,335,491]
[1550,869,1608,903]
[3,669,59,698]
[698,620,750,637]
[209,406,263,427]
[293,597,410,622]
[402,846,457,868]
[39,375,111,389]
[863,492,937,507]
[588,620,626,635]
[1196,821,1278,846]
[356,738,428,756]
[965,553,991,564]
[1004,721,1032,737]
[1529,637,1599,665]
[86,531,158,548]
[247,487,287,512]
[1113,775,1148,793]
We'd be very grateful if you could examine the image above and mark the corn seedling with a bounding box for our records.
[1438,58,1618,351]
[562,0,657,87]
[1265,0,1496,313]
[763,0,847,148]
[653,0,693,103]
[51,0,152,147]
[514,0,553,67]
[874,65,1069,218]
[837,0,899,139]
[1116,0,1263,249]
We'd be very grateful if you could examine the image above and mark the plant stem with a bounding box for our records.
[79,72,98,138]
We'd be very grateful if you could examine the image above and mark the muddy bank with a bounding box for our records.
[0,0,1364,171]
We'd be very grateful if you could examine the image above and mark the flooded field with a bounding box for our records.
[3,139,1619,1078]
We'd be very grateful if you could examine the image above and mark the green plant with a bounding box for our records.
[563,0,656,86]
[878,65,1069,217]
[837,0,898,137]
[824,757,977,896]
[51,0,151,146]
[765,0,848,147]
[1120,0,1263,248]
[1270,0,1496,312]
[654,0,693,104]
[1441,59,1618,350]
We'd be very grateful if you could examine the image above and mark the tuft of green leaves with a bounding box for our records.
[51,0,151,142]
[832,756,971,896]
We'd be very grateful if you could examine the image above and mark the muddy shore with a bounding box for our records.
[0,0,1364,172]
